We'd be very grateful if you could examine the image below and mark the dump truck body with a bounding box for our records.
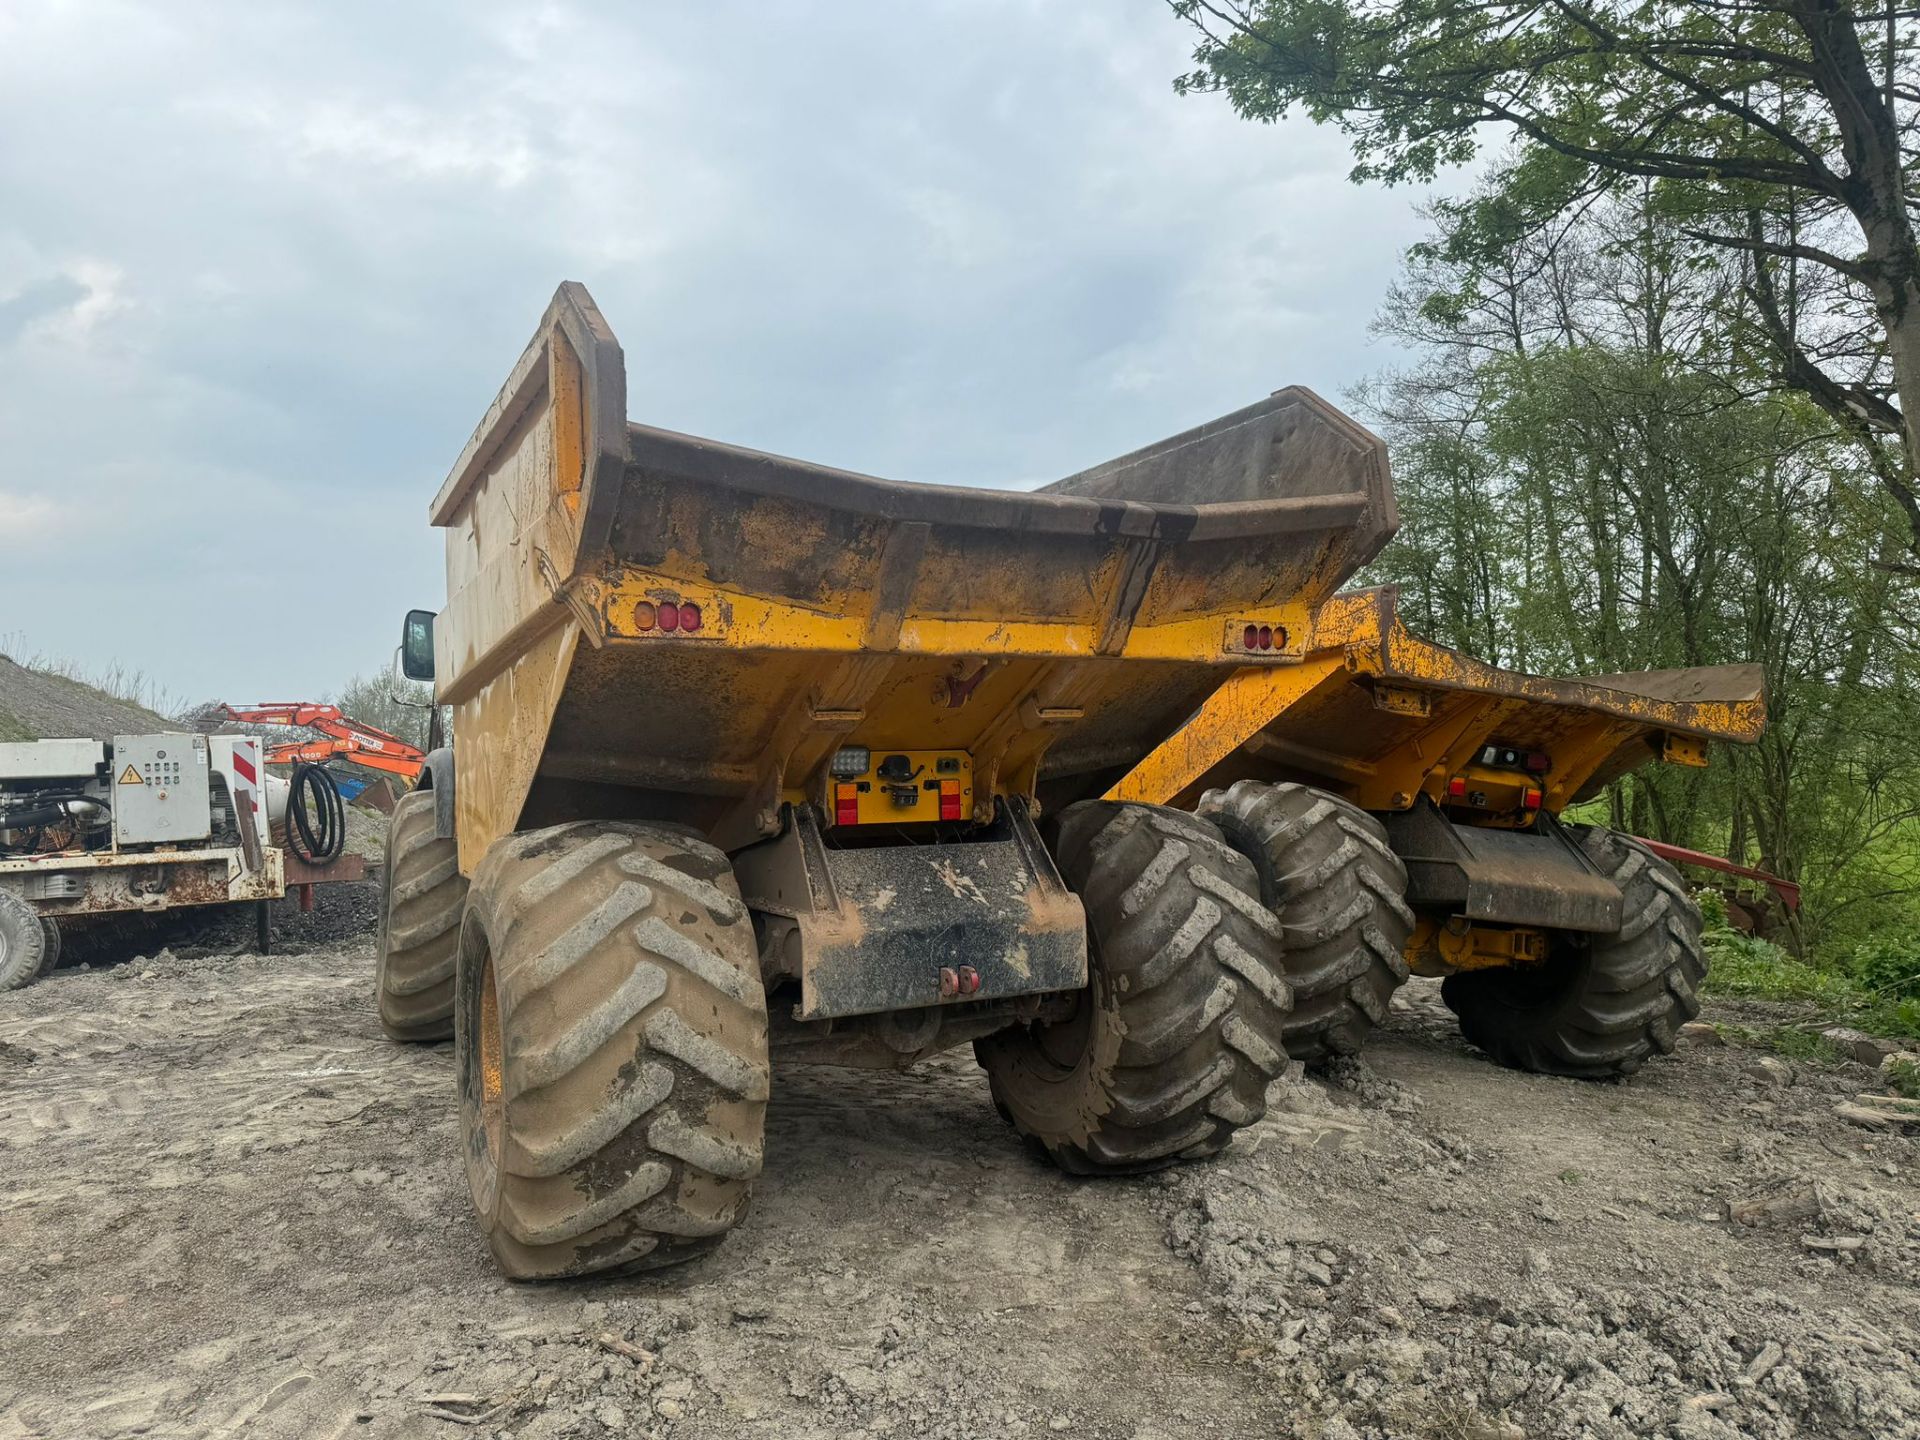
[413,283,1395,1032]
[1107,583,1763,943]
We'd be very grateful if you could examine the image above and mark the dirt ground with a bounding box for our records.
[2,888,1916,1440]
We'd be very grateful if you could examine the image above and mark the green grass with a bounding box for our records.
[1886,1054,1920,1099]
[1700,923,1920,1044]
[1710,1022,1849,1065]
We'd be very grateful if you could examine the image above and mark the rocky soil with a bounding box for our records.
[1,890,1915,1440]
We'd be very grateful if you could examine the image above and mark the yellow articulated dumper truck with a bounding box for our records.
[381,284,1762,1280]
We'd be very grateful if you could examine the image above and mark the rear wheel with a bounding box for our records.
[457,820,770,1279]
[1442,826,1705,1078]
[1198,780,1414,1064]
[0,891,48,990]
[976,801,1292,1174]
[375,789,468,1042]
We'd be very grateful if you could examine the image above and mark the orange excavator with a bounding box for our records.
[219,703,426,781]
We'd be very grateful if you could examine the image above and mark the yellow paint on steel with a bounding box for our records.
[600,568,1317,666]
[825,748,973,826]
[1102,653,1347,805]
[1106,585,1765,814]
[1405,916,1548,976]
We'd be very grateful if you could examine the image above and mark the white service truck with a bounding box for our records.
[0,733,289,988]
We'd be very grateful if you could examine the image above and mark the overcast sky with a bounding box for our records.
[0,1,1437,707]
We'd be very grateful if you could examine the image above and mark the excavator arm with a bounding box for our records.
[220,703,427,781]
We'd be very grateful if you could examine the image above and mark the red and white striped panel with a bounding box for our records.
[229,738,260,820]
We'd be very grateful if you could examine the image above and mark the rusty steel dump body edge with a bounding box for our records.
[425,283,1397,1030]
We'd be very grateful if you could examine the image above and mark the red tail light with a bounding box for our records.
[678,603,702,632]
[1523,787,1543,811]
[658,601,680,632]
[1243,623,1259,650]
[939,780,963,821]
[834,783,859,827]
[1257,625,1273,651]
[1447,777,1467,800]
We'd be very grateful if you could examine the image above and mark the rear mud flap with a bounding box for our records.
[733,801,1087,1020]
[1381,803,1622,933]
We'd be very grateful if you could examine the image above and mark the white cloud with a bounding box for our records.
[0,491,66,539]
[0,0,1441,700]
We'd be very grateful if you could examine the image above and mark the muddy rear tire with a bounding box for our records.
[0,890,49,990]
[1198,780,1415,1065]
[457,820,770,1279]
[38,917,61,976]
[976,801,1292,1175]
[375,789,468,1042]
[1442,826,1705,1079]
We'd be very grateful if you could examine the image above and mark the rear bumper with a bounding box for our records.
[733,802,1087,1020]
[0,845,286,917]
[1382,805,1621,933]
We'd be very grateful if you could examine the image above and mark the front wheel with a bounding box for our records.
[1442,826,1705,1079]
[976,801,1293,1174]
[457,820,770,1279]
[0,891,50,990]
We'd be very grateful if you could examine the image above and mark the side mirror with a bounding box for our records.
[400,609,438,682]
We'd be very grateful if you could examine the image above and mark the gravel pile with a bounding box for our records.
[0,653,173,743]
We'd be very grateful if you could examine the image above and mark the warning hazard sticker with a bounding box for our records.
[118,765,144,785]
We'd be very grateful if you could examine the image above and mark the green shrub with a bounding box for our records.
[1694,889,1730,931]
[1701,928,1855,1007]
[1850,935,1920,1003]
[1886,1052,1920,1100]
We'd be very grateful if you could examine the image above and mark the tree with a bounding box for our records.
[1356,182,1920,952]
[331,671,435,753]
[1172,0,1920,566]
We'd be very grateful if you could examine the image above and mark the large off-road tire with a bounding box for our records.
[457,820,770,1279]
[39,917,62,975]
[976,801,1293,1175]
[375,789,468,1042]
[1198,780,1415,1065]
[0,890,49,990]
[1442,826,1705,1079]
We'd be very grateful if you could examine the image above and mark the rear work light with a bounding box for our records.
[830,746,870,779]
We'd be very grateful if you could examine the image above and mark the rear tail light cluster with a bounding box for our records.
[835,783,859,828]
[633,600,702,633]
[939,779,963,821]
[1445,775,1545,813]
[1228,620,1289,655]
